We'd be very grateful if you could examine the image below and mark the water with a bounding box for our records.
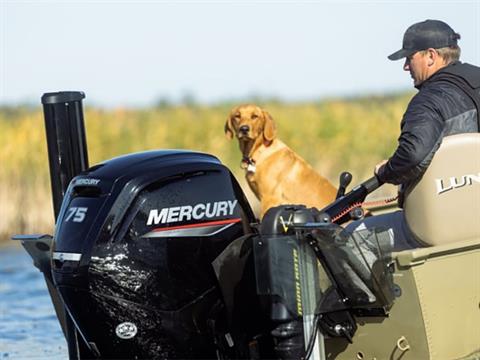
[0,246,68,359]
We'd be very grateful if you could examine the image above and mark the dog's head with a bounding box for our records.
[225,104,277,144]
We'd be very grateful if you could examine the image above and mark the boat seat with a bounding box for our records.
[404,133,480,246]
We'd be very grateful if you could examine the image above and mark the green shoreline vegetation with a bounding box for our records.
[0,93,412,243]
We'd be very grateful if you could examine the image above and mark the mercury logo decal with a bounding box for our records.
[435,173,480,194]
[147,200,238,225]
[115,322,137,339]
[75,178,100,186]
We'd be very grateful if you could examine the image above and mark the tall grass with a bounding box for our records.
[0,94,412,240]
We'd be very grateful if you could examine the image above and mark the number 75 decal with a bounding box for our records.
[65,207,88,223]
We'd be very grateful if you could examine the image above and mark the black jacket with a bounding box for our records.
[377,62,480,196]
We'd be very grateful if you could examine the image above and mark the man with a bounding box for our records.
[346,19,480,250]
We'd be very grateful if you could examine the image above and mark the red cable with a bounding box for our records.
[331,196,398,223]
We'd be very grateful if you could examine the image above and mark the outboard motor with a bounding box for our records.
[35,92,257,358]
[51,150,256,358]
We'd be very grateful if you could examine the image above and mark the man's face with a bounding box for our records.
[403,51,430,86]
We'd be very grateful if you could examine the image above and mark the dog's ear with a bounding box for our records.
[262,110,277,142]
[224,113,234,140]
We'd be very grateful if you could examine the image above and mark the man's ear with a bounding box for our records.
[427,48,437,66]
[224,114,234,140]
[262,110,277,142]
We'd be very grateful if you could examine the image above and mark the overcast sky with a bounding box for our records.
[1,0,479,107]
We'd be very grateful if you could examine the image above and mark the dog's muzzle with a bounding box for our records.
[239,125,249,133]
[238,125,250,137]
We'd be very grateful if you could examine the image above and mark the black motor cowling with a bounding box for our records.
[51,150,256,359]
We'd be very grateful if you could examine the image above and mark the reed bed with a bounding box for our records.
[0,94,412,241]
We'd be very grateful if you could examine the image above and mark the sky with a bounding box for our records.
[1,0,479,108]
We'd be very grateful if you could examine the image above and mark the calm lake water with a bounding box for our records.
[0,245,67,359]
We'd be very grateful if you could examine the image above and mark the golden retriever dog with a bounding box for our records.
[225,104,337,216]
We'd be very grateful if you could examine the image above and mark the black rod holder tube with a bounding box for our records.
[41,91,89,220]
[41,91,93,359]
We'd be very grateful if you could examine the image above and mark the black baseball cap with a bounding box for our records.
[388,20,460,60]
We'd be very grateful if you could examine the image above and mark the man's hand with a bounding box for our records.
[375,159,388,176]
